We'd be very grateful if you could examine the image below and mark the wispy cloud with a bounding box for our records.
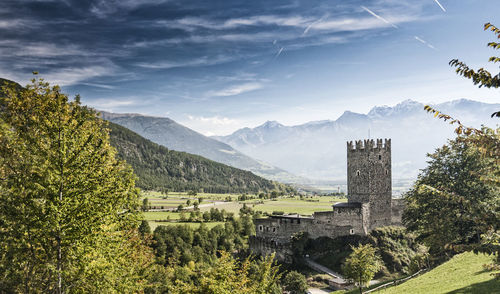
[414,36,436,50]
[43,65,115,86]
[187,115,237,125]
[433,0,446,12]
[159,15,311,31]
[88,98,136,109]
[209,82,264,97]
[302,15,328,36]
[135,56,233,69]
[79,82,116,89]
[360,6,399,29]
[90,0,170,18]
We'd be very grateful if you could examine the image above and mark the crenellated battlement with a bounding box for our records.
[347,138,391,151]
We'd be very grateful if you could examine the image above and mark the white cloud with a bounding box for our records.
[187,115,237,126]
[0,41,96,59]
[135,55,232,69]
[88,99,136,109]
[183,115,243,136]
[90,0,170,18]
[208,82,263,97]
[43,65,114,86]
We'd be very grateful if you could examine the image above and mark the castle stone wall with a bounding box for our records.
[391,198,405,226]
[347,139,392,230]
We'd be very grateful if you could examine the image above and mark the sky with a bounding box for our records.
[1,0,499,136]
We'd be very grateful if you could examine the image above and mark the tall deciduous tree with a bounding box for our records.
[0,78,152,292]
[343,244,382,294]
[403,137,499,256]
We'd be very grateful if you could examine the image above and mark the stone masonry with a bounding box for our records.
[250,138,404,260]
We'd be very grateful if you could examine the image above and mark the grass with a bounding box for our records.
[368,252,500,294]
[251,196,346,215]
[143,211,181,220]
[148,221,225,231]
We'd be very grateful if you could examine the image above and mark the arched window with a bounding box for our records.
[385,170,389,175]
[356,170,360,176]
[378,155,382,160]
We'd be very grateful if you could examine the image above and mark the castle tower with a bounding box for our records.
[346,139,392,230]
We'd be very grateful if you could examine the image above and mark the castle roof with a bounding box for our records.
[332,202,361,208]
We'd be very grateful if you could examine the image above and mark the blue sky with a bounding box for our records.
[1,0,499,135]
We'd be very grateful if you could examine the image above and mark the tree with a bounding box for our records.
[139,220,151,235]
[342,244,382,294]
[283,271,308,294]
[0,77,151,292]
[423,22,500,277]
[403,138,499,256]
[142,197,150,212]
[449,22,500,117]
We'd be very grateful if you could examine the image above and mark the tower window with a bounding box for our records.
[385,170,389,175]
[356,170,360,176]
[378,155,382,160]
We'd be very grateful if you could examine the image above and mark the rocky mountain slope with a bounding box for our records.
[101,111,300,182]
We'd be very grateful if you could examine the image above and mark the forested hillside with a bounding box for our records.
[108,121,290,193]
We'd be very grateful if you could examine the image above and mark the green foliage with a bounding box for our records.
[403,138,499,257]
[449,23,500,117]
[0,77,152,292]
[142,197,150,212]
[368,227,428,275]
[139,220,152,235]
[290,231,309,257]
[153,218,254,267]
[283,270,308,294]
[147,252,282,294]
[342,244,382,292]
[304,235,365,273]
[108,122,288,194]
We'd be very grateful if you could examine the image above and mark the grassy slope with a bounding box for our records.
[373,252,499,294]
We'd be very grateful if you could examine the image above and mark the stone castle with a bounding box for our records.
[250,138,404,261]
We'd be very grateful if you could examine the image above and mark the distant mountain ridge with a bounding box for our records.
[100,111,301,183]
[108,122,291,193]
[213,99,500,181]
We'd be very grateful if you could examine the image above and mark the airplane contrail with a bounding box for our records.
[361,6,398,29]
[275,47,284,58]
[415,36,436,50]
[433,0,446,12]
[302,15,328,36]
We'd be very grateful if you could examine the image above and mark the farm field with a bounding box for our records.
[142,193,348,232]
[148,221,225,231]
[371,252,500,294]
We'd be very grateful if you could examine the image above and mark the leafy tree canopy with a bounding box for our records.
[342,243,382,293]
[0,77,152,292]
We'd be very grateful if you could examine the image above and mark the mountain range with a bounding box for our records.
[108,122,290,193]
[213,99,499,182]
[100,111,300,182]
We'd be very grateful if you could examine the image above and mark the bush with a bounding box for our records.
[283,271,308,294]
